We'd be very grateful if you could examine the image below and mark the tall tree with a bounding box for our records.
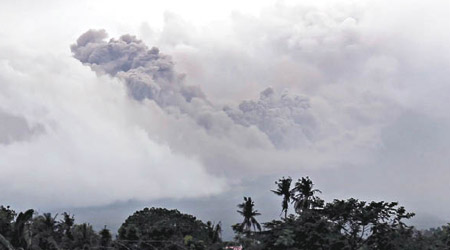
[291,177,322,214]
[324,198,415,250]
[271,177,292,218]
[118,207,214,250]
[236,197,262,234]
[99,226,112,250]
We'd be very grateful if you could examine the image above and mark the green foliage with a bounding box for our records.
[71,223,99,250]
[263,176,421,250]
[1,175,450,250]
[0,206,16,237]
[60,212,75,240]
[0,206,17,250]
[261,212,340,250]
[11,209,34,249]
[412,224,450,249]
[99,226,112,250]
[183,235,207,250]
[206,221,222,243]
[274,228,295,247]
[324,198,415,249]
[117,207,219,250]
[30,213,60,250]
[0,233,15,250]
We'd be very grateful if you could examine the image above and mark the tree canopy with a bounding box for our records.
[0,177,449,250]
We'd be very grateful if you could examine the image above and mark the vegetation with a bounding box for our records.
[271,177,292,218]
[118,207,222,250]
[0,177,449,249]
[234,197,262,234]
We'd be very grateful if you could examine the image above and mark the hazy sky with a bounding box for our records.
[1,0,450,237]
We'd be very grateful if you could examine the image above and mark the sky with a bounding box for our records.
[1,0,450,238]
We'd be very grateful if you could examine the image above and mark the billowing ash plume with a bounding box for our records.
[72,30,318,149]
[224,87,317,149]
[71,29,205,107]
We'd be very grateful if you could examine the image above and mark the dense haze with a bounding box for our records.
[1,0,450,237]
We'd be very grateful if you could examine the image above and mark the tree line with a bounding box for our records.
[1,177,450,250]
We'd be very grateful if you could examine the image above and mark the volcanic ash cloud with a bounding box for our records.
[71,29,318,151]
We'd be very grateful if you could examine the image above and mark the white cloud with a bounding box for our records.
[1,0,450,228]
[0,49,226,208]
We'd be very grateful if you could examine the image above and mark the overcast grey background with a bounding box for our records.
[1,0,450,239]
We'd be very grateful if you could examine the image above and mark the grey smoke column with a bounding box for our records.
[71,29,205,106]
[72,30,318,149]
[225,87,317,149]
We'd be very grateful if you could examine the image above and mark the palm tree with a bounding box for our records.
[271,177,292,218]
[291,177,322,213]
[237,197,261,234]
